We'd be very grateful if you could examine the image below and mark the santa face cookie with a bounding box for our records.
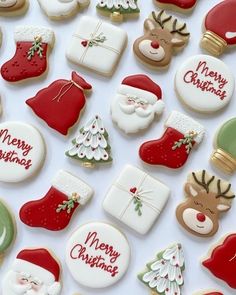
[111,74,164,134]
[37,0,90,20]
[0,0,28,16]
[202,234,236,289]
[0,121,46,183]
[96,0,140,22]
[176,170,235,238]
[1,26,54,82]
[133,10,189,70]
[20,170,93,231]
[175,55,235,113]
[66,16,127,77]
[154,0,197,13]
[66,222,130,288]
[138,243,185,295]
[2,248,61,295]
[103,165,170,234]
[26,72,92,136]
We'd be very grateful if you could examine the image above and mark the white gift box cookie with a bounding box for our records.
[103,165,170,234]
[66,16,128,77]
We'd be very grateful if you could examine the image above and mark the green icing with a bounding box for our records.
[0,200,15,254]
[96,0,140,14]
[216,118,236,157]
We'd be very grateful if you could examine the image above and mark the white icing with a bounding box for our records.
[0,0,17,7]
[225,31,236,39]
[165,111,205,144]
[66,16,127,76]
[175,55,235,113]
[0,227,6,246]
[14,26,55,46]
[182,208,214,235]
[103,165,170,234]
[51,170,93,205]
[65,222,130,288]
[0,122,46,183]
[98,0,137,9]
[138,40,165,61]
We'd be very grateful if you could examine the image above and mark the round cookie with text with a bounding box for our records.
[0,121,46,182]
[175,54,235,113]
[65,222,130,288]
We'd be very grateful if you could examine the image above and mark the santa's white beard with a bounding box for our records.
[111,97,155,134]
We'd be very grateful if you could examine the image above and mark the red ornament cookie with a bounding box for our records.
[26,72,92,136]
[155,0,197,13]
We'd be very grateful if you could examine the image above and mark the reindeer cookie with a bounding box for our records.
[133,10,189,70]
[176,170,235,238]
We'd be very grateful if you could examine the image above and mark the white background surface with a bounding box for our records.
[0,1,235,294]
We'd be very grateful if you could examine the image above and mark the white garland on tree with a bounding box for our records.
[98,0,138,10]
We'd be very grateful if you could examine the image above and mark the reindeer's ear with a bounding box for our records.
[217,203,231,212]
[171,38,185,47]
[184,183,200,197]
[144,19,156,32]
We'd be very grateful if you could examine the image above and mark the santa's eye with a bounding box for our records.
[138,101,146,106]
[194,201,203,207]
[206,208,215,214]
[21,278,29,282]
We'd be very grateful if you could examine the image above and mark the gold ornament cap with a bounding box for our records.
[111,12,123,22]
[201,30,227,56]
[211,148,236,174]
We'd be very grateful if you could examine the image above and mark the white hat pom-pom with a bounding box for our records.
[47,282,61,295]
[154,100,165,115]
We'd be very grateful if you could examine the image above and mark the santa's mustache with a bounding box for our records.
[119,102,152,117]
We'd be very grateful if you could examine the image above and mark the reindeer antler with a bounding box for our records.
[152,10,172,29]
[216,180,235,199]
[192,170,215,193]
[170,19,190,37]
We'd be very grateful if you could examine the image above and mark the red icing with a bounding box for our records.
[1,42,48,82]
[156,0,196,9]
[20,187,79,231]
[202,234,236,289]
[139,127,195,168]
[26,72,92,135]
[205,0,236,45]
[130,187,137,194]
[204,293,223,295]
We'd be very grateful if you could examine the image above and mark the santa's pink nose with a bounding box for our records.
[151,40,160,49]
[196,213,206,222]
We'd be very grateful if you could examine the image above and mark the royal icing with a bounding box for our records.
[66,115,112,167]
[176,170,235,237]
[203,234,236,289]
[133,10,189,69]
[194,292,223,295]
[66,16,127,77]
[155,0,197,10]
[1,26,54,82]
[175,55,235,113]
[111,74,164,134]
[138,243,185,295]
[139,111,205,169]
[0,122,45,183]
[0,0,27,12]
[103,165,170,234]
[26,72,92,136]
[65,222,130,288]
[20,170,93,231]
[2,248,61,295]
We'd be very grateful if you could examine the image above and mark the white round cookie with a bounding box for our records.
[0,121,46,183]
[66,221,130,288]
[175,55,235,113]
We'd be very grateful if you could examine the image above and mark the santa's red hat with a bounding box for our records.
[118,74,164,114]
[13,248,61,295]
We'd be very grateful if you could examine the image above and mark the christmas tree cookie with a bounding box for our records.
[96,0,140,22]
[66,115,112,168]
[138,243,185,295]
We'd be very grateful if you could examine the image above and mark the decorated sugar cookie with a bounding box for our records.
[96,0,140,22]
[26,72,92,136]
[211,117,236,174]
[0,200,15,262]
[65,222,130,288]
[0,0,28,16]
[1,26,54,82]
[103,165,170,234]
[0,121,45,183]
[176,170,235,238]
[154,0,197,13]
[139,111,205,169]
[111,74,164,134]
[37,0,90,20]
[201,0,236,56]
[20,170,93,231]
[2,248,61,295]
[133,10,189,70]
[66,16,127,77]
[138,243,185,295]
[66,115,112,168]
[193,291,223,295]
[202,234,236,289]
[175,55,235,113]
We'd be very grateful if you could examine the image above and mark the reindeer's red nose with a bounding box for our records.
[196,213,206,222]
[151,40,160,49]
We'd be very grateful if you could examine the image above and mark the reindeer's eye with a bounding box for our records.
[160,38,169,44]
[151,33,157,37]
[206,208,215,214]
[194,201,203,207]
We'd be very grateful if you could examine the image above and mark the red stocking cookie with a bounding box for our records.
[20,170,93,231]
[1,26,54,82]
[26,72,92,136]
[154,0,197,13]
